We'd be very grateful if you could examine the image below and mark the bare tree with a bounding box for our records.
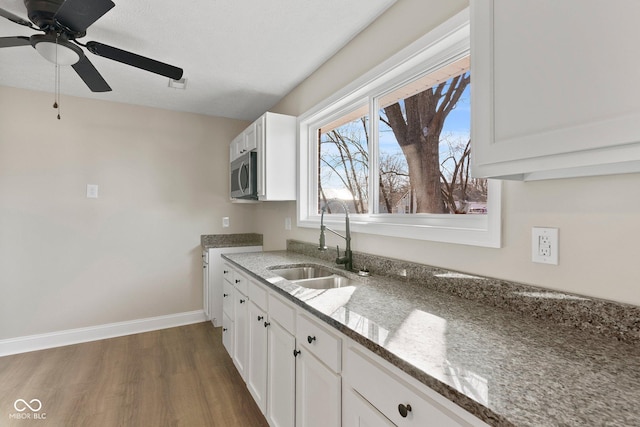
[319,118,369,213]
[382,72,470,213]
[379,152,410,213]
[440,136,487,213]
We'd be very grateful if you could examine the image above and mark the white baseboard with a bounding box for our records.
[0,310,207,357]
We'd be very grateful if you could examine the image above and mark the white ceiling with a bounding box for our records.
[0,0,395,121]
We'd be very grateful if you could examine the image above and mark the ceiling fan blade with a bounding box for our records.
[0,7,33,28]
[86,41,184,80]
[53,0,115,33]
[0,36,31,48]
[72,55,112,92]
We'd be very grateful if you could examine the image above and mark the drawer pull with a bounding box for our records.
[307,335,316,344]
[223,293,229,297]
[223,270,228,274]
[235,279,240,283]
[293,349,301,357]
[239,299,246,304]
[398,403,412,418]
[257,316,264,321]
[222,328,228,332]
[264,321,271,328]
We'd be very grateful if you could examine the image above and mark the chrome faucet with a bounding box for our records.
[319,199,353,271]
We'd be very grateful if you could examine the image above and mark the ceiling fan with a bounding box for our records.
[0,0,184,93]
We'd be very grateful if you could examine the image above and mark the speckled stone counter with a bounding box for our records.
[222,247,640,427]
[200,233,263,249]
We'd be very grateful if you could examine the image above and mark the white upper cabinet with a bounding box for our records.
[471,0,640,180]
[254,112,297,201]
[230,111,296,200]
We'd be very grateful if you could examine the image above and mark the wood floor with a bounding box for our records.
[0,322,268,427]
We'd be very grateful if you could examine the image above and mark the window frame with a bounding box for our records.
[297,8,502,248]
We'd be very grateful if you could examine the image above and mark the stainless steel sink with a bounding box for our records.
[268,265,335,281]
[268,264,357,289]
[292,275,356,289]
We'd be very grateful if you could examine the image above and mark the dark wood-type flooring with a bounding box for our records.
[0,322,268,426]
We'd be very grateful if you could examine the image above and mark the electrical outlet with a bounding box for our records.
[222,217,230,228]
[532,227,558,265]
[538,235,551,257]
[284,217,291,230]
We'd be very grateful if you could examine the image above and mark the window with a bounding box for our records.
[298,9,501,247]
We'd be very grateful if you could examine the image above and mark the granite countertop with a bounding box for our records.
[222,249,640,427]
[201,233,263,249]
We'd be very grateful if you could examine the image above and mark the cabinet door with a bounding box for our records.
[247,302,268,415]
[230,134,243,161]
[245,121,258,152]
[267,320,296,427]
[222,312,234,357]
[295,349,341,427]
[255,115,266,199]
[203,252,209,319]
[343,388,395,427]
[233,289,249,380]
[472,0,640,180]
[222,281,234,319]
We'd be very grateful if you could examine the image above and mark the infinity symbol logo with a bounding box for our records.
[14,399,42,412]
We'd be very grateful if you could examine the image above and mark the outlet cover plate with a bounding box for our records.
[532,227,558,265]
[86,184,98,199]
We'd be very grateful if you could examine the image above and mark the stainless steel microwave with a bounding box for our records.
[230,151,258,200]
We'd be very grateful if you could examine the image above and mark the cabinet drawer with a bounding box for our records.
[233,270,249,295]
[249,279,268,311]
[222,263,234,284]
[346,348,476,427]
[268,293,296,334]
[297,313,341,373]
[223,281,234,318]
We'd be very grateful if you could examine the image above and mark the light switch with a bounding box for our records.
[86,184,98,199]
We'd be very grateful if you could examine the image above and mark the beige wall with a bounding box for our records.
[0,86,254,339]
[257,0,640,307]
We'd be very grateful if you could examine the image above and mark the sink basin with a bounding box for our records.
[293,275,356,289]
[269,265,335,281]
[268,264,357,289]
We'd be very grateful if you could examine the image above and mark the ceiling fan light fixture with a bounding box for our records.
[31,35,82,65]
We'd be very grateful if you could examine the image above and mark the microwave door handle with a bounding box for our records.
[239,161,247,194]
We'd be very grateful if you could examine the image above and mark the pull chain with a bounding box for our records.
[53,33,61,120]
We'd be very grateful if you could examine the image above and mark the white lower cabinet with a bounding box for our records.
[296,313,342,427]
[265,291,298,427]
[295,348,341,427]
[267,319,296,427]
[221,261,487,427]
[222,279,235,357]
[222,312,234,356]
[232,287,249,380]
[247,300,268,415]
